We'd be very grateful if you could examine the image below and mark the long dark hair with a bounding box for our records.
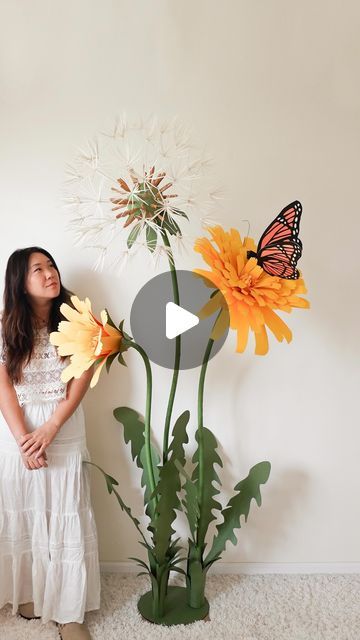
[1,246,72,384]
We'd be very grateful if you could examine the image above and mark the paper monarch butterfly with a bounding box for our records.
[247,201,303,280]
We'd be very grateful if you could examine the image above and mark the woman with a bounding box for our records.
[0,247,100,640]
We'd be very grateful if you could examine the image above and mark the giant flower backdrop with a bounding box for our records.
[51,115,309,625]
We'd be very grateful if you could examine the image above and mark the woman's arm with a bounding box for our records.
[19,366,94,458]
[0,363,30,443]
[0,363,48,469]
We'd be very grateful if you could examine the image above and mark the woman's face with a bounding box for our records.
[25,252,61,303]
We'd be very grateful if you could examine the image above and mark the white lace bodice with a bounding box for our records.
[0,326,68,406]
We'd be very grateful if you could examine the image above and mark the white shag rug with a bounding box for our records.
[0,573,359,640]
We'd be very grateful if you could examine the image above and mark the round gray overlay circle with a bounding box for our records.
[130,270,229,370]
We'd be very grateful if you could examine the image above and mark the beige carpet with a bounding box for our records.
[0,573,359,640]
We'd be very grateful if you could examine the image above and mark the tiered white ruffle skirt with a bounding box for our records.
[0,402,101,624]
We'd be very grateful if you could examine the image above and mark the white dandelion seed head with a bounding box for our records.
[108,247,134,275]
[171,231,192,256]
[89,246,108,273]
[200,213,222,228]
[209,186,225,201]
[64,114,221,274]
[151,243,175,269]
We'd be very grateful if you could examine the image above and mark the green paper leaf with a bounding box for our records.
[83,461,119,492]
[146,225,158,252]
[127,222,142,249]
[150,411,190,565]
[113,407,160,522]
[192,427,223,550]
[113,407,145,469]
[105,351,118,374]
[161,215,181,236]
[83,461,149,545]
[171,208,189,220]
[140,444,161,524]
[104,308,119,331]
[170,566,186,575]
[117,353,127,367]
[204,461,271,566]
[128,556,151,573]
[168,536,183,561]
[174,459,200,541]
[168,409,190,463]
[118,319,133,341]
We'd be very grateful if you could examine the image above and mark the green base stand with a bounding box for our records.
[138,585,210,625]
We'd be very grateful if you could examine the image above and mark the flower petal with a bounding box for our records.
[254,325,269,355]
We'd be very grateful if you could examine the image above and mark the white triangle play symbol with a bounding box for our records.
[166,302,199,339]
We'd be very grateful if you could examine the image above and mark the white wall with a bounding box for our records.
[1,0,359,567]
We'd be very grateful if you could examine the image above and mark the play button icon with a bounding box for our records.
[130,270,229,370]
[166,302,199,339]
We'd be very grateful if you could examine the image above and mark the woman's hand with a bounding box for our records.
[20,450,48,470]
[19,419,59,458]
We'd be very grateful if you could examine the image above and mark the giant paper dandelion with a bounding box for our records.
[64,115,221,272]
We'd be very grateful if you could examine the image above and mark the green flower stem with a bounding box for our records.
[161,230,181,464]
[130,342,157,508]
[196,337,214,548]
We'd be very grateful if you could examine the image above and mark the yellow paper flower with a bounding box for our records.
[50,295,124,387]
[194,226,309,355]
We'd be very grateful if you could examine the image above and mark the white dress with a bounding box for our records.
[0,326,101,624]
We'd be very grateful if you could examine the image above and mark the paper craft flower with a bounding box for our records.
[64,115,221,272]
[194,226,309,355]
[50,295,124,387]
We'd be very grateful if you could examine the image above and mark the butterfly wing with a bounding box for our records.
[256,201,303,279]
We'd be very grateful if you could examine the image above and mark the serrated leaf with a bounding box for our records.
[113,407,160,522]
[113,407,145,468]
[192,427,223,549]
[204,461,271,566]
[149,411,190,564]
[168,410,189,463]
[140,444,161,523]
[84,461,119,492]
[174,459,200,541]
[111,486,143,533]
[149,459,180,564]
[84,461,149,544]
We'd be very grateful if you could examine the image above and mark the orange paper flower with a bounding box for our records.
[194,226,309,355]
[50,296,124,387]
